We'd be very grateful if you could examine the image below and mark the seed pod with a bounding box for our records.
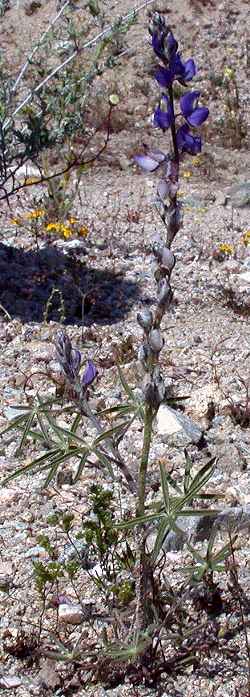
[149,328,164,353]
[161,247,175,273]
[138,344,150,370]
[158,278,172,307]
[137,309,154,333]
[153,366,166,404]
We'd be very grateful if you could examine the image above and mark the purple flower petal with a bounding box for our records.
[180,91,200,118]
[187,106,209,127]
[146,149,167,164]
[172,55,196,83]
[134,154,160,172]
[167,31,178,56]
[152,31,165,58]
[157,179,170,200]
[155,66,173,88]
[153,95,174,131]
[176,124,202,154]
[183,58,196,81]
[82,360,97,387]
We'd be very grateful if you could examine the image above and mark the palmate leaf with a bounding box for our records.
[1,448,61,486]
[103,633,151,661]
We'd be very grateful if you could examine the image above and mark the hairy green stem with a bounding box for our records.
[137,404,154,517]
[135,403,154,638]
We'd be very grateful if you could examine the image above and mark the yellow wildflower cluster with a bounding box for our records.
[10,210,89,241]
[25,208,45,220]
[46,222,73,238]
[218,243,234,256]
[242,230,250,247]
[46,220,89,240]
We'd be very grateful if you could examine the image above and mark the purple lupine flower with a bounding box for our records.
[176,124,202,154]
[155,55,196,88]
[81,360,97,388]
[134,148,167,172]
[180,91,209,127]
[153,95,174,130]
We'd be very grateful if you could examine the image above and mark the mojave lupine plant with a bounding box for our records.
[1,9,219,675]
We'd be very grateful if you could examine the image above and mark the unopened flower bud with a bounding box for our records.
[149,328,163,353]
[137,309,154,333]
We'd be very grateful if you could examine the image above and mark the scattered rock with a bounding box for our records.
[58,602,92,625]
[24,0,42,15]
[0,675,22,689]
[157,405,203,447]
[38,659,61,689]
[238,271,250,285]
[227,181,250,207]
[163,505,250,552]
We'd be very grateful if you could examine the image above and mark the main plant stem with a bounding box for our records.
[137,404,154,517]
[135,403,154,637]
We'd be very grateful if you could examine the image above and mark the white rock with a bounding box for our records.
[0,676,22,689]
[238,271,250,284]
[157,405,203,446]
[58,603,85,625]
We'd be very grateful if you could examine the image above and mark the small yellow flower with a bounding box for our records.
[68,216,78,225]
[10,217,22,225]
[61,225,73,239]
[183,170,192,179]
[78,225,89,238]
[192,155,202,167]
[46,223,59,232]
[26,208,45,220]
[218,243,234,256]
[242,230,250,247]
[224,67,234,80]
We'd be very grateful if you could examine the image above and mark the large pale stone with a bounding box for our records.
[157,405,203,447]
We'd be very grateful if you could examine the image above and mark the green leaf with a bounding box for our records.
[93,448,114,479]
[73,449,89,482]
[115,512,162,530]
[152,516,170,561]
[1,448,60,486]
[93,421,129,446]
[160,462,170,514]
[117,365,135,402]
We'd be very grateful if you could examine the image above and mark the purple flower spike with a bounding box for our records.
[82,360,97,388]
[153,95,174,131]
[176,124,202,154]
[180,91,209,127]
